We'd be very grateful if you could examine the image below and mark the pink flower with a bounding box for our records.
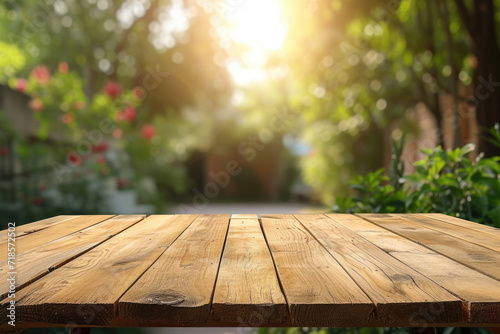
[92,142,108,153]
[61,113,74,124]
[141,124,156,140]
[103,80,122,98]
[113,129,123,139]
[73,100,85,110]
[117,106,137,122]
[16,78,28,92]
[67,152,82,166]
[30,65,51,85]
[132,86,144,99]
[96,155,106,164]
[58,62,69,73]
[29,98,44,111]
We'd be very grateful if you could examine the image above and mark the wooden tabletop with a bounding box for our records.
[1,213,500,329]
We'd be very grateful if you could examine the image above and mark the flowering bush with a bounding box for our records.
[1,62,197,225]
[9,63,156,144]
[0,63,179,224]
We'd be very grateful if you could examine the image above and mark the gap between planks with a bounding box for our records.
[424,213,500,237]
[0,215,200,326]
[358,214,500,282]
[211,215,288,325]
[398,214,500,253]
[0,215,79,240]
[292,214,461,324]
[0,215,116,261]
[0,215,145,300]
[347,214,500,323]
[117,215,230,326]
[260,214,376,327]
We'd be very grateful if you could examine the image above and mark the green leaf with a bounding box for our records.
[487,207,500,227]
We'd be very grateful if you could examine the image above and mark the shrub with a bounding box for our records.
[334,126,500,228]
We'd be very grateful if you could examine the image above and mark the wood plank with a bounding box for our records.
[0,215,79,239]
[231,214,259,219]
[399,214,500,253]
[294,214,461,324]
[328,214,500,323]
[424,213,500,237]
[118,214,230,326]
[0,215,114,261]
[358,214,500,281]
[0,215,144,300]
[0,215,198,326]
[211,215,287,324]
[260,214,374,327]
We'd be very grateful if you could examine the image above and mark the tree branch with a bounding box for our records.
[391,15,450,95]
[111,0,160,78]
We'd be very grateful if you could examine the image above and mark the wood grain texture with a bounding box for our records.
[332,214,500,323]
[399,214,500,253]
[424,213,500,237]
[260,214,375,327]
[0,215,144,299]
[0,215,198,326]
[118,214,230,326]
[0,215,79,239]
[294,214,461,324]
[0,215,114,261]
[358,214,500,281]
[212,215,287,324]
[1,213,499,328]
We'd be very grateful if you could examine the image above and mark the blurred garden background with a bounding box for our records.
[1,0,500,229]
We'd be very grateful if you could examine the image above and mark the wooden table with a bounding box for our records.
[1,213,500,330]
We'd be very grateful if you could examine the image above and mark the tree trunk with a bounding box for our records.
[436,0,461,149]
[430,92,445,148]
[472,0,500,157]
[422,0,445,148]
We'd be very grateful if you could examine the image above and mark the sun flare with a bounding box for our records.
[220,0,288,85]
[225,0,287,51]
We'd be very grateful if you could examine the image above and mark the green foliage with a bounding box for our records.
[334,168,407,214]
[252,327,492,334]
[0,40,25,81]
[403,144,500,226]
[286,0,484,202]
[334,128,500,227]
[485,123,500,149]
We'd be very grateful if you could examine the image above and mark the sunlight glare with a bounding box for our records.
[226,0,287,51]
